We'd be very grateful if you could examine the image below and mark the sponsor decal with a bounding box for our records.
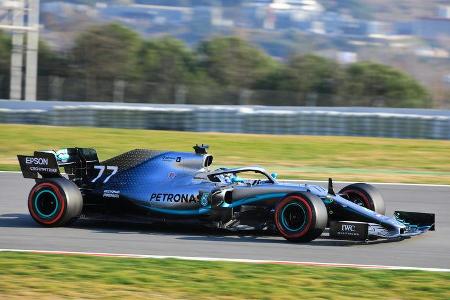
[18,153,59,178]
[149,193,198,203]
[341,224,356,232]
[29,167,58,173]
[336,231,360,237]
[25,157,48,165]
[329,221,368,240]
[168,172,176,179]
[163,156,182,162]
[162,156,176,161]
[200,192,209,207]
[103,190,120,198]
[91,165,118,183]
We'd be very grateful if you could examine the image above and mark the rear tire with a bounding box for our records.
[274,193,328,243]
[28,178,83,227]
[339,183,385,215]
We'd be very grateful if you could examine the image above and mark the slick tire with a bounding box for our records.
[339,183,385,215]
[28,178,83,227]
[275,193,328,243]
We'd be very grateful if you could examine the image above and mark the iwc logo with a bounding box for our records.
[341,224,356,232]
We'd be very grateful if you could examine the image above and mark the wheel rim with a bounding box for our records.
[281,202,307,232]
[34,189,59,219]
[341,190,371,209]
[275,195,314,239]
[28,182,66,225]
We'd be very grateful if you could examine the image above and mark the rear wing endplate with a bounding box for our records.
[17,151,60,179]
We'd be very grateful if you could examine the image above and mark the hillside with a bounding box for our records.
[319,0,446,21]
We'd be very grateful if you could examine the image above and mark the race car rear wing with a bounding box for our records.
[17,151,61,179]
[17,148,99,183]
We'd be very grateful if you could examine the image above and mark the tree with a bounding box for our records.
[138,37,195,83]
[135,37,196,102]
[270,54,344,106]
[70,23,142,101]
[37,41,70,100]
[197,36,278,89]
[343,62,430,107]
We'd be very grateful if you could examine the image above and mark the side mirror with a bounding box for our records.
[271,173,278,179]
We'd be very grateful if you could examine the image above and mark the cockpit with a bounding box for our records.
[191,145,277,186]
[195,167,278,186]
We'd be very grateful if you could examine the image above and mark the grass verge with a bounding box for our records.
[1,124,450,184]
[0,252,449,299]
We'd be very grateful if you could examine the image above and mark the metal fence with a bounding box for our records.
[0,101,449,140]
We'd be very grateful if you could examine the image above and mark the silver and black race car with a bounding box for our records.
[17,145,435,242]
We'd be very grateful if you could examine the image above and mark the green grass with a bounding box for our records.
[0,252,448,299]
[1,124,450,184]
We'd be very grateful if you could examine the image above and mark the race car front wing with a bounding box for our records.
[330,211,435,241]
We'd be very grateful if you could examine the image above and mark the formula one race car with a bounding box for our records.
[17,145,435,242]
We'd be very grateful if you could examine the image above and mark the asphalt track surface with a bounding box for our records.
[1,172,449,269]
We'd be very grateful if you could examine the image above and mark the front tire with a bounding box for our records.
[274,193,328,242]
[339,183,385,215]
[28,178,83,227]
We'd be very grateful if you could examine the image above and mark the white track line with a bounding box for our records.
[1,170,449,187]
[1,249,448,272]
